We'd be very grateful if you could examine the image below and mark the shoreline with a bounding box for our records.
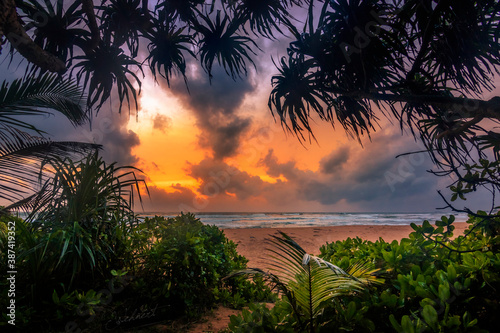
[223,222,468,267]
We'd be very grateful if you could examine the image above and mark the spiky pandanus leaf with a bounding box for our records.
[72,42,143,114]
[196,10,258,80]
[34,152,147,227]
[233,0,290,38]
[145,20,195,86]
[18,0,89,66]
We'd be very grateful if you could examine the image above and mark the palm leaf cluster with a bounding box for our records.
[144,22,195,87]
[33,152,147,228]
[0,74,98,207]
[196,10,259,80]
[6,0,310,115]
[267,0,500,182]
[229,231,381,332]
[14,0,89,67]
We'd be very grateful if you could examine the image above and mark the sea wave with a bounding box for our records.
[138,212,468,229]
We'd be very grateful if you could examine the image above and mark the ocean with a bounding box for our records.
[139,212,469,229]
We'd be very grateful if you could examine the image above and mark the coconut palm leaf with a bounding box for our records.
[0,74,98,204]
[0,73,89,132]
[196,10,258,80]
[228,231,381,333]
[2,178,54,213]
[0,124,99,202]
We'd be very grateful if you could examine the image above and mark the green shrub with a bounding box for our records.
[127,213,253,318]
[228,301,294,333]
[317,214,500,332]
[228,214,499,332]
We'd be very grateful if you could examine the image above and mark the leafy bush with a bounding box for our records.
[127,213,264,318]
[0,211,273,331]
[228,232,381,333]
[228,214,499,332]
[318,214,500,332]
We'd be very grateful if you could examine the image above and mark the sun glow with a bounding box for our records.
[128,79,205,192]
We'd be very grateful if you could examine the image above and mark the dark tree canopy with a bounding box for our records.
[1,0,500,212]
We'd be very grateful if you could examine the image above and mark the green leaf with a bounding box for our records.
[422,304,438,329]
[52,290,60,304]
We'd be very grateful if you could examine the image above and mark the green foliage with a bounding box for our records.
[229,214,499,332]
[229,231,380,332]
[215,275,277,310]
[0,210,268,331]
[228,301,294,333]
[316,214,500,332]
[128,213,254,318]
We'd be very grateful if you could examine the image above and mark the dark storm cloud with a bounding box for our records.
[259,149,300,180]
[152,113,172,133]
[258,129,444,211]
[319,146,350,174]
[188,157,265,200]
[167,64,255,160]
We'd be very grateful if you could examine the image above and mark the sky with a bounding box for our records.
[1,7,497,214]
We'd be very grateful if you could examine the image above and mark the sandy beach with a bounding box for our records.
[223,222,469,267]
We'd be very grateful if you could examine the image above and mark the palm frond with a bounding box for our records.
[0,124,100,202]
[196,10,259,80]
[227,231,381,333]
[0,73,89,132]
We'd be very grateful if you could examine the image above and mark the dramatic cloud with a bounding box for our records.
[320,146,350,174]
[167,65,255,160]
[141,184,198,213]
[152,113,172,133]
[188,157,265,200]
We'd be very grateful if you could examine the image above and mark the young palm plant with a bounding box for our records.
[229,231,381,333]
[26,152,148,288]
